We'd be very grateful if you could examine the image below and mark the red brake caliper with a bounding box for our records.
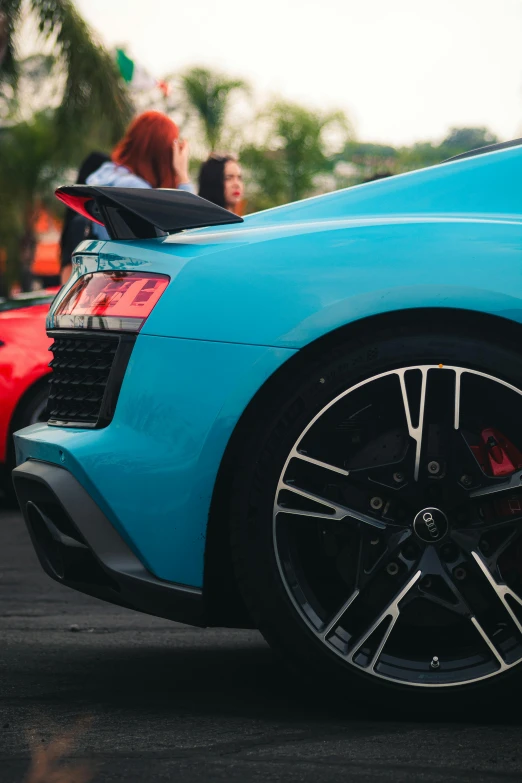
[471,428,522,478]
[470,429,522,577]
[471,428,522,525]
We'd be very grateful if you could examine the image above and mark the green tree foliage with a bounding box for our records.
[442,126,498,152]
[180,66,248,151]
[0,110,68,293]
[332,141,398,185]
[0,1,133,292]
[239,146,288,211]
[396,141,446,172]
[342,141,397,167]
[0,0,132,144]
[243,101,351,209]
[0,15,504,288]
[336,127,500,185]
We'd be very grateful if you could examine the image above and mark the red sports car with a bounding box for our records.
[0,291,56,498]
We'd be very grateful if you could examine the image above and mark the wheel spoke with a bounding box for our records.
[347,570,422,670]
[321,529,412,640]
[470,616,509,672]
[454,368,464,430]
[421,588,467,617]
[419,560,471,618]
[419,551,512,671]
[491,527,522,563]
[468,513,522,534]
[291,447,349,476]
[397,369,427,482]
[472,550,522,635]
[321,590,359,639]
[471,469,522,498]
[276,481,385,529]
[356,528,412,587]
[453,525,522,570]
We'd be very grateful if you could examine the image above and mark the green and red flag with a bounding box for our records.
[116,49,170,97]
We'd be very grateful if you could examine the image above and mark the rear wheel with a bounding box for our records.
[230,323,522,700]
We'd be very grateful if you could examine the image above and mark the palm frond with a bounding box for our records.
[246,101,352,203]
[181,67,248,151]
[28,0,133,142]
[0,0,23,88]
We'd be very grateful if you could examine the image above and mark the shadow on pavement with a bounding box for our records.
[7,635,522,726]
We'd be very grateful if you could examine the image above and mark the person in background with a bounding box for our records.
[59,151,110,285]
[198,153,244,214]
[86,111,195,238]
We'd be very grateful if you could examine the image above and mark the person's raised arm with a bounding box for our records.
[172,139,191,187]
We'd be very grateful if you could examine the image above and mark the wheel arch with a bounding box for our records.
[1,372,50,495]
[203,306,522,627]
[9,372,50,429]
[6,372,50,455]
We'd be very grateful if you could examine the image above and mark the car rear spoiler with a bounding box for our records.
[55,185,243,241]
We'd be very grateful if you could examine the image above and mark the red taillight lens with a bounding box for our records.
[54,272,170,332]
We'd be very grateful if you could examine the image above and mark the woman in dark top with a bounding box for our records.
[59,151,110,284]
[198,153,244,214]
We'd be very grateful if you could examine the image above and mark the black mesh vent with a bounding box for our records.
[46,333,134,428]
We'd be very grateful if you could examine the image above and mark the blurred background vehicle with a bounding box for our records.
[0,289,55,500]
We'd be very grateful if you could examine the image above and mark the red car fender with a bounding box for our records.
[0,304,52,464]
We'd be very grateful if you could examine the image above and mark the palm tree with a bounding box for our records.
[242,101,351,208]
[180,67,248,152]
[0,0,132,142]
[271,102,351,202]
[0,109,67,293]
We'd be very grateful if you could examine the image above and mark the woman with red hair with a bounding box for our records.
[87,110,194,197]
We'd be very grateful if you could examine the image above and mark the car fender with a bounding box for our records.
[137,216,522,347]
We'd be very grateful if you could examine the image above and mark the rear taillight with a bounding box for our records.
[53,271,170,332]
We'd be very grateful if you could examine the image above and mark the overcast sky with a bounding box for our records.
[75,0,522,146]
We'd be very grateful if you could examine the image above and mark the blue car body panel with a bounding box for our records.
[18,144,522,589]
[14,337,294,586]
[49,145,522,348]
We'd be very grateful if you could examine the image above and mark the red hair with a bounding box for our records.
[112,111,180,188]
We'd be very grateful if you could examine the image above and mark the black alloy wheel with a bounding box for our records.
[230,322,522,699]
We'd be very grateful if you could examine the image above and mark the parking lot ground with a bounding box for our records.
[2,506,522,783]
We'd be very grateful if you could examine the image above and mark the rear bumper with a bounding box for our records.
[13,334,295,586]
[13,459,205,626]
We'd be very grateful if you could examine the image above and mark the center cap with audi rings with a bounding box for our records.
[413,507,449,543]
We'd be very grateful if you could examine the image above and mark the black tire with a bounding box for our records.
[229,319,522,708]
[3,382,49,505]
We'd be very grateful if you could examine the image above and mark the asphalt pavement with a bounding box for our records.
[2,504,522,783]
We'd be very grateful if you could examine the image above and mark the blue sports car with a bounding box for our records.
[13,138,522,699]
